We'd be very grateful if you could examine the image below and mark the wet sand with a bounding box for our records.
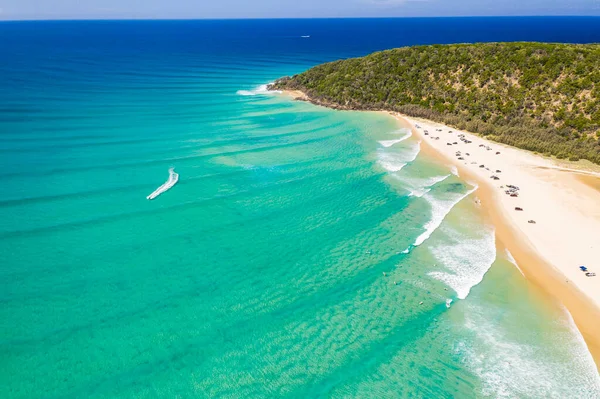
[578,174,600,193]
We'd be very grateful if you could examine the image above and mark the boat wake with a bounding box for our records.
[147,168,179,200]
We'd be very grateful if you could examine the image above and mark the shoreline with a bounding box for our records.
[394,114,600,369]
[280,89,600,369]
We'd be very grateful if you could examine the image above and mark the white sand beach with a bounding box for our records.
[392,113,600,365]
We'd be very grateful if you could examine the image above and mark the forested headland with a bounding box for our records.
[270,42,600,164]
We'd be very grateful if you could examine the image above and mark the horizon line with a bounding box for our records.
[2,15,600,22]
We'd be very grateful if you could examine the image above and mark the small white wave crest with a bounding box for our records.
[378,138,407,148]
[413,185,478,248]
[401,173,451,198]
[236,84,280,96]
[378,130,412,148]
[377,140,420,173]
[504,249,525,277]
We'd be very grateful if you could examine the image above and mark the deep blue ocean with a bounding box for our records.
[1,17,600,398]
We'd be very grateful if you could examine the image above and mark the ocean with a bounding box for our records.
[1,17,599,398]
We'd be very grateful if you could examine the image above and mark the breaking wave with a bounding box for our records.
[378,130,412,148]
[413,185,478,248]
[456,302,600,398]
[377,140,420,173]
[505,249,525,277]
[236,84,280,96]
[427,221,496,299]
[401,173,451,198]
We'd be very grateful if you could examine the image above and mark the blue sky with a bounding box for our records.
[1,0,599,20]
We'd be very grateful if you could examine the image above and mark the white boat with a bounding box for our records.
[147,168,179,200]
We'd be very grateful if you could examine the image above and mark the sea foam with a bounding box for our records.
[456,302,600,398]
[236,84,280,96]
[378,130,412,148]
[400,173,451,198]
[377,140,420,173]
[413,185,478,248]
[427,221,495,299]
[504,249,525,277]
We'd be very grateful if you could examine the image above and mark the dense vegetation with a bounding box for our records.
[271,42,600,164]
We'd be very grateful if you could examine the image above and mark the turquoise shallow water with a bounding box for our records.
[1,19,600,398]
